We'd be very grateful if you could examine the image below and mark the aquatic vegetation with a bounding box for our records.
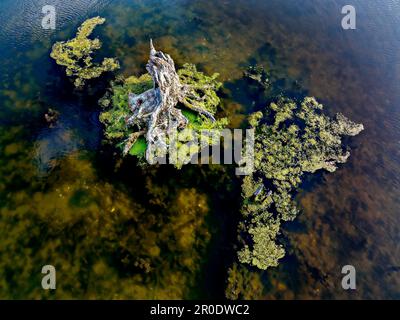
[99,43,227,167]
[44,108,59,128]
[178,63,222,114]
[50,17,120,88]
[236,96,364,271]
[244,65,270,89]
[225,263,264,300]
[0,138,211,298]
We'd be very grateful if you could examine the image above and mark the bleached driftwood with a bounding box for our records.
[126,40,216,162]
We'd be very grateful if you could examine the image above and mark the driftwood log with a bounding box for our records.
[125,40,216,162]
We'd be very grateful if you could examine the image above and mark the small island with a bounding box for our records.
[99,41,227,166]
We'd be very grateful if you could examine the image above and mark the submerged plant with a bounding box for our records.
[50,17,120,88]
[0,137,211,299]
[244,65,270,89]
[225,263,264,300]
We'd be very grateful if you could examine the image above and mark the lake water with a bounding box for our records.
[0,0,399,299]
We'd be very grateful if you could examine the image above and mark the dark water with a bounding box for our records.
[0,0,399,299]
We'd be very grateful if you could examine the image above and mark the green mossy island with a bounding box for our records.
[99,63,228,167]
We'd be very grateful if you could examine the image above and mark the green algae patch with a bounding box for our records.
[128,136,147,156]
[181,108,200,124]
[99,74,153,142]
[50,17,120,88]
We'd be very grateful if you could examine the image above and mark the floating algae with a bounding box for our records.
[237,64,364,268]
[50,17,120,88]
[225,66,363,298]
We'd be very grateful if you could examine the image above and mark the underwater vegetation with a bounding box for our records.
[0,124,211,298]
[50,17,120,88]
[225,262,264,300]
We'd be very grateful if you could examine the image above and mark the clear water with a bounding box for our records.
[0,0,399,299]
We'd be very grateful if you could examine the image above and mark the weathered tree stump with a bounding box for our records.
[126,40,216,162]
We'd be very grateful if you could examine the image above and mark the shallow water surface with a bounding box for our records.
[0,0,399,299]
